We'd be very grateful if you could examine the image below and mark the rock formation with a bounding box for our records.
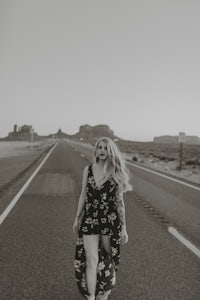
[6,124,39,141]
[72,124,117,140]
[3,123,119,141]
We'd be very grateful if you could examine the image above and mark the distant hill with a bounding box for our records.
[5,124,40,141]
[48,128,70,139]
[71,124,118,140]
[154,135,200,145]
[3,124,120,142]
[48,124,119,142]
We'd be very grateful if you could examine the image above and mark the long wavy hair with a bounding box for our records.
[93,137,133,192]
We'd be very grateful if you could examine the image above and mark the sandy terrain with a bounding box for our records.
[124,152,200,185]
[1,139,198,186]
[0,140,55,158]
[0,139,56,190]
[69,139,200,186]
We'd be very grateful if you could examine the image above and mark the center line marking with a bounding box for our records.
[168,226,200,259]
[0,142,58,226]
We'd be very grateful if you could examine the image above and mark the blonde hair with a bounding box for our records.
[93,137,133,192]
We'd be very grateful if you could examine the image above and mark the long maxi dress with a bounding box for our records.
[74,164,121,298]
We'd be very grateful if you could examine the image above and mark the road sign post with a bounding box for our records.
[30,128,34,150]
[178,132,185,171]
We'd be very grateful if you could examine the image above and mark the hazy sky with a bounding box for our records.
[1,0,200,141]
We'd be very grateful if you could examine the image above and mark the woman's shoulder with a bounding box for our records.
[115,182,124,193]
[83,164,92,174]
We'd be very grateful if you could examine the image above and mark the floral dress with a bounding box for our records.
[74,164,121,298]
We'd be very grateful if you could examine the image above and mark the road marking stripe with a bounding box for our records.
[128,161,200,191]
[168,226,200,259]
[0,142,58,226]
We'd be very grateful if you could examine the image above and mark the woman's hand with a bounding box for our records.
[121,225,128,244]
[73,217,80,234]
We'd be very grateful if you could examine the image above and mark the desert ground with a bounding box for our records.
[118,140,200,185]
[0,140,55,158]
[0,139,56,189]
[0,138,199,185]
[78,137,200,185]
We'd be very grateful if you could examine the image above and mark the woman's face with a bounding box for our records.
[96,141,108,160]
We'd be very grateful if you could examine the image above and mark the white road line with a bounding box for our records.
[168,226,200,259]
[128,161,200,191]
[0,142,58,226]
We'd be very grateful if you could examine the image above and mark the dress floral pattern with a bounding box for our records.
[74,164,121,297]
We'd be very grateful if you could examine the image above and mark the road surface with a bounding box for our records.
[0,140,200,299]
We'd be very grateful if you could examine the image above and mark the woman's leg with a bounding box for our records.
[101,235,111,255]
[98,235,112,300]
[96,290,111,300]
[83,234,100,300]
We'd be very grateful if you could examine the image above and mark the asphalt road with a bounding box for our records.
[128,161,200,247]
[0,140,200,300]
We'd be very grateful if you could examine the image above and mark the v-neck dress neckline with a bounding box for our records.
[91,163,110,189]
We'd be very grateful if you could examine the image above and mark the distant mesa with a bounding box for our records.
[6,125,70,141]
[154,135,200,145]
[3,124,200,145]
[6,124,39,141]
[73,124,117,140]
[48,128,70,139]
[49,124,118,141]
[3,124,118,142]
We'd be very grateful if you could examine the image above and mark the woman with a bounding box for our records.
[73,137,132,300]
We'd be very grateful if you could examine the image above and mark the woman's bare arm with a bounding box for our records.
[75,165,89,220]
[115,184,128,243]
[115,185,126,226]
